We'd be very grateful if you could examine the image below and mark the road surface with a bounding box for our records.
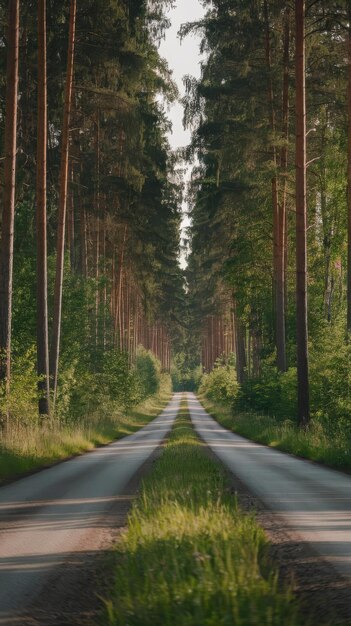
[0,393,181,625]
[188,392,351,580]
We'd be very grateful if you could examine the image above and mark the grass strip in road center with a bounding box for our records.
[103,398,299,626]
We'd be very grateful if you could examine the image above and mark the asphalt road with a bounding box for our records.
[188,392,351,580]
[0,393,181,625]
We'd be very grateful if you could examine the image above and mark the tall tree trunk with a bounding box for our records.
[79,189,88,278]
[0,0,19,399]
[68,175,75,272]
[295,0,310,427]
[94,116,101,351]
[233,298,246,383]
[251,307,261,378]
[347,0,351,332]
[102,213,107,350]
[277,7,290,372]
[50,0,76,405]
[114,225,127,347]
[37,0,50,416]
[264,0,287,372]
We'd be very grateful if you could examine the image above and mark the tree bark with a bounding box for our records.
[264,0,287,373]
[347,0,351,332]
[277,7,290,372]
[68,171,75,272]
[114,225,127,347]
[295,0,310,427]
[233,298,246,383]
[79,195,88,278]
[0,0,19,398]
[50,0,76,405]
[37,0,50,416]
[94,116,101,351]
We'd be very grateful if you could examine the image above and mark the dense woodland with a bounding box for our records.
[184,0,351,435]
[2,0,351,438]
[0,0,185,424]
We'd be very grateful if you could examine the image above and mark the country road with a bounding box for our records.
[3,391,351,625]
[188,392,351,582]
[0,394,181,625]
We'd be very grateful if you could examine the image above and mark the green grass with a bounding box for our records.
[198,395,351,473]
[103,398,300,626]
[0,386,172,483]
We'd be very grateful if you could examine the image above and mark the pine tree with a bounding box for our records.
[295,0,310,427]
[36,0,50,416]
[0,0,19,399]
[50,0,77,404]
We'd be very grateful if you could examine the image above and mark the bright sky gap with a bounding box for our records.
[158,0,206,268]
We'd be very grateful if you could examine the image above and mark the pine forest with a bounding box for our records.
[2,1,351,625]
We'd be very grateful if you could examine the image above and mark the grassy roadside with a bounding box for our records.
[198,394,351,472]
[0,386,172,483]
[103,398,299,626]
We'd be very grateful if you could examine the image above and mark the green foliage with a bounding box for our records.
[1,0,183,429]
[171,352,202,391]
[55,348,165,423]
[199,363,239,405]
[104,402,298,626]
[134,348,161,401]
[235,318,351,431]
[103,351,135,405]
[236,365,297,421]
[309,318,351,433]
[0,347,39,425]
[183,0,351,438]
[0,386,172,482]
[201,395,351,473]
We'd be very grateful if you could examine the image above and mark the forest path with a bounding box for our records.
[188,393,351,582]
[0,393,181,625]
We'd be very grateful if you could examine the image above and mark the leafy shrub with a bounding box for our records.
[236,318,351,430]
[1,342,165,430]
[309,318,351,433]
[236,365,297,421]
[171,363,202,392]
[133,348,161,402]
[158,372,173,397]
[59,350,139,420]
[199,363,239,404]
[102,350,133,405]
[0,347,39,425]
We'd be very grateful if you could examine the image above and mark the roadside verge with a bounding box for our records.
[198,393,351,473]
[0,386,172,484]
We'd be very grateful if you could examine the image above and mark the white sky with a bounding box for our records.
[158,0,206,267]
[159,0,205,151]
